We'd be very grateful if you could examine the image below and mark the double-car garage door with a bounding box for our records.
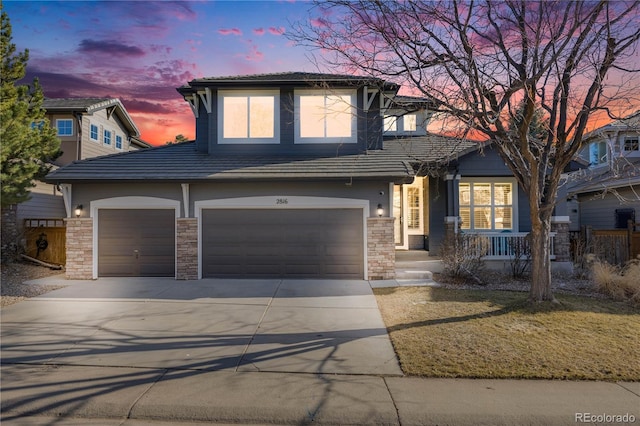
[98,208,364,279]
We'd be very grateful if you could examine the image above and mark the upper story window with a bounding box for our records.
[90,124,99,141]
[104,129,112,146]
[218,90,279,144]
[589,141,608,166]
[459,180,515,231]
[115,135,123,150]
[56,119,73,136]
[295,89,356,144]
[623,136,639,152]
[384,116,397,132]
[404,114,417,132]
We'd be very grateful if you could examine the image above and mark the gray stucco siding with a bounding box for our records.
[194,87,385,157]
[189,180,391,218]
[578,186,640,229]
[71,180,392,220]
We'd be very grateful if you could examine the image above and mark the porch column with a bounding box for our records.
[64,218,93,279]
[367,217,395,280]
[551,216,571,262]
[176,218,198,280]
[445,174,460,217]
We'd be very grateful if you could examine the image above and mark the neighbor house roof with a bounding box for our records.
[45,134,479,184]
[584,110,640,141]
[567,158,640,195]
[43,97,142,139]
[177,71,400,95]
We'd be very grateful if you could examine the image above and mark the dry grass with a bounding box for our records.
[592,260,640,304]
[374,287,640,381]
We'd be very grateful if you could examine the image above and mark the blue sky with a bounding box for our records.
[4,1,325,144]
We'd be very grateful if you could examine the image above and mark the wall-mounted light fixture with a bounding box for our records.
[74,204,83,218]
[377,203,384,217]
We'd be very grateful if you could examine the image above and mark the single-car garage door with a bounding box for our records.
[98,209,175,277]
[202,209,364,278]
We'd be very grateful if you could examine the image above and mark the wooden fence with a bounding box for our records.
[583,221,640,265]
[23,219,66,266]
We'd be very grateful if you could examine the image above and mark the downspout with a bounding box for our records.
[73,112,82,160]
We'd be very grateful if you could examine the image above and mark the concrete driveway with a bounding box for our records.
[1,277,402,376]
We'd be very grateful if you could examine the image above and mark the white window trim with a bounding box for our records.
[56,119,73,136]
[623,135,640,154]
[294,89,357,144]
[90,196,181,280]
[459,177,519,232]
[195,196,369,280]
[90,123,99,142]
[403,114,417,132]
[384,116,397,133]
[115,134,123,150]
[405,179,424,235]
[217,90,280,145]
[103,129,112,146]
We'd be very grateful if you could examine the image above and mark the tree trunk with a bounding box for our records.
[528,218,555,302]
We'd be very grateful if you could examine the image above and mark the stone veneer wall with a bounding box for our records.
[177,218,198,280]
[367,217,395,280]
[65,218,93,279]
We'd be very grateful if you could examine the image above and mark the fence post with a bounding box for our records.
[629,220,634,262]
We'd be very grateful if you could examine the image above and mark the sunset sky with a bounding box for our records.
[5,0,323,145]
[4,1,639,146]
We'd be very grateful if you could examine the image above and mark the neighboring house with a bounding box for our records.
[46,72,568,280]
[565,110,640,231]
[19,98,150,224]
[18,98,149,264]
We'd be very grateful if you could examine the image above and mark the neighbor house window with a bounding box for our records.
[56,119,73,136]
[624,137,639,152]
[403,114,417,132]
[104,129,112,146]
[295,90,356,144]
[459,181,514,231]
[90,124,99,141]
[384,116,397,132]
[589,141,608,166]
[115,135,123,150]
[218,90,279,144]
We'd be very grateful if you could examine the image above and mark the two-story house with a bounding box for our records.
[19,98,150,263]
[566,110,640,231]
[46,72,567,281]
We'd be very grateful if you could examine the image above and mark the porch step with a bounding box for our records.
[395,269,433,280]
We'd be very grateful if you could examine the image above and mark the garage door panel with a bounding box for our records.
[98,209,175,277]
[202,208,363,278]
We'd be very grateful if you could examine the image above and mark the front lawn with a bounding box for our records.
[374,287,640,381]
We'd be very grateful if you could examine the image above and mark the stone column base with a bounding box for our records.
[64,218,93,279]
[367,217,395,280]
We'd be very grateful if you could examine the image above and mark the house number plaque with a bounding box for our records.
[276,198,289,205]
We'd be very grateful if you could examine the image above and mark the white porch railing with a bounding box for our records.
[462,232,556,260]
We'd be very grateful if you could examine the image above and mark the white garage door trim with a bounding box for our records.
[91,197,181,279]
[195,196,369,280]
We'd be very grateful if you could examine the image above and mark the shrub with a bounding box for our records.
[592,259,640,304]
[440,232,485,283]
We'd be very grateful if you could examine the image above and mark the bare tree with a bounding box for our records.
[290,0,640,302]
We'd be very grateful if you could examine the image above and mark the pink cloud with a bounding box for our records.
[268,26,285,35]
[253,28,265,36]
[310,18,328,28]
[245,45,264,62]
[218,28,242,36]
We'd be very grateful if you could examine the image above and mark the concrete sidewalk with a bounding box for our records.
[2,364,638,425]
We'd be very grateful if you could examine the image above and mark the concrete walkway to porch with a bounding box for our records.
[371,250,443,289]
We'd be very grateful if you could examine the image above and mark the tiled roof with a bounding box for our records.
[42,97,140,137]
[43,98,117,112]
[178,71,400,93]
[45,134,479,183]
[567,158,640,195]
